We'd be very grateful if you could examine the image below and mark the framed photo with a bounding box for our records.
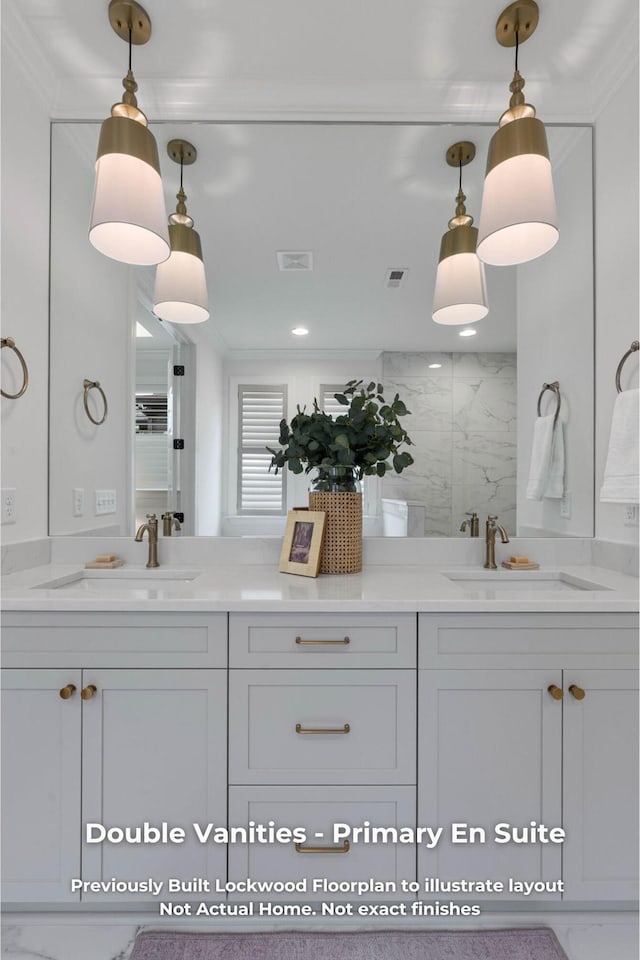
[279,510,326,577]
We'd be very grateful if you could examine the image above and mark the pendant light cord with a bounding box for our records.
[180,156,184,191]
[128,26,132,72]
[514,28,519,72]
[458,156,462,194]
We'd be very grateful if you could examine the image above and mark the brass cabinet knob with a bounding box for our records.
[81,684,97,700]
[59,684,76,699]
[547,684,564,700]
[568,684,586,700]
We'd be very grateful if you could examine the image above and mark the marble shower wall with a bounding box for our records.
[381,353,517,537]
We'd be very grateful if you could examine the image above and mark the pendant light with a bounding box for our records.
[477,0,558,266]
[153,140,209,324]
[432,142,488,326]
[89,1,169,266]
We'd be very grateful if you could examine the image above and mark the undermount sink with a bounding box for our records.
[33,569,203,592]
[444,571,611,594]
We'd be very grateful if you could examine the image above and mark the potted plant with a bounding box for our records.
[268,380,414,573]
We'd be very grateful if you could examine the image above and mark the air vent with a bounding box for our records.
[386,268,408,288]
[277,251,313,271]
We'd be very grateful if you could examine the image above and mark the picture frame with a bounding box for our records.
[279,510,326,577]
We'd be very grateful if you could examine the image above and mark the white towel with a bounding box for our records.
[600,388,640,503]
[526,415,565,501]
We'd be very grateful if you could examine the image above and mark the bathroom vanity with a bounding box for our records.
[2,560,637,911]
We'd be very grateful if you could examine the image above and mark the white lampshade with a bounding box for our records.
[432,222,488,326]
[433,252,488,326]
[477,117,558,266]
[89,114,170,266]
[153,225,209,324]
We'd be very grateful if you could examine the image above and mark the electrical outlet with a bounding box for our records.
[623,504,639,526]
[560,491,571,519]
[95,489,117,516]
[1,488,16,524]
[72,488,84,517]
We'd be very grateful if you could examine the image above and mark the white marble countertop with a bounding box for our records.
[2,562,638,613]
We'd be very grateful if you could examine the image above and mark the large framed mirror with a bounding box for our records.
[49,121,593,539]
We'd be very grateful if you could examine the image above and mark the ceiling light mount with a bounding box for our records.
[167,139,197,166]
[108,0,152,45]
[446,141,475,168]
[495,0,539,47]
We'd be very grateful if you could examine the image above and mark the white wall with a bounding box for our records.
[594,63,639,545]
[48,125,132,536]
[191,326,225,536]
[0,28,51,544]
[517,128,594,537]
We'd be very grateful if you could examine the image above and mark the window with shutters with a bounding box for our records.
[237,384,287,514]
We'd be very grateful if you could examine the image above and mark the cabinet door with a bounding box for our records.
[1,669,81,903]
[81,670,226,901]
[418,670,562,898]
[563,669,639,901]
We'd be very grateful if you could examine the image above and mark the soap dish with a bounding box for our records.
[85,559,124,569]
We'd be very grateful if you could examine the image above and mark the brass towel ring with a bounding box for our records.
[537,381,561,425]
[1,337,29,399]
[83,379,108,425]
[615,341,639,394]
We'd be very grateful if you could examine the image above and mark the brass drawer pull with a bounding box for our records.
[295,636,350,645]
[296,723,350,735]
[568,684,586,700]
[547,684,564,700]
[81,684,97,700]
[59,684,76,700]
[295,840,350,854]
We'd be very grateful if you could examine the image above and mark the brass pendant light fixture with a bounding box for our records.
[89,1,170,266]
[477,0,558,266]
[432,141,488,326]
[153,140,209,324]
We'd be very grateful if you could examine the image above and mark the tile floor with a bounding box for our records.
[1,914,638,960]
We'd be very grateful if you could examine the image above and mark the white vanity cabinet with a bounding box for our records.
[228,613,417,897]
[418,613,639,903]
[1,612,228,905]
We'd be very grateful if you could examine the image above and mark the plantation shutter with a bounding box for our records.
[238,384,287,514]
[320,384,349,418]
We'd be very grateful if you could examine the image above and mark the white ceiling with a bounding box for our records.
[8,1,638,353]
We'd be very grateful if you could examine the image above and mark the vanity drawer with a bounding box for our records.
[419,613,640,670]
[1,612,227,668]
[229,613,415,668]
[229,669,416,785]
[228,785,416,899]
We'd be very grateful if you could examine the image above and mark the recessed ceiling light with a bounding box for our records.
[291,326,309,336]
[428,362,442,369]
[459,328,477,337]
[136,321,153,338]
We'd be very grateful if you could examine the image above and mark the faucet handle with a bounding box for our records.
[146,513,157,521]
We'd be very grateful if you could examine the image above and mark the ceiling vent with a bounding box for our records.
[277,251,313,271]
[385,268,408,288]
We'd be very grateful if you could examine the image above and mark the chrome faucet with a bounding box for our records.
[460,511,479,537]
[162,512,182,537]
[135,513,159,568]
[484,515,509,569]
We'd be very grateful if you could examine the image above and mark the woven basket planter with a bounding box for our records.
[308,491,362,574]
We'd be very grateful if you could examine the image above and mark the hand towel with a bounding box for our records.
[526,415,565,501]
[544,420,565,499]
[600,388,640,503]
